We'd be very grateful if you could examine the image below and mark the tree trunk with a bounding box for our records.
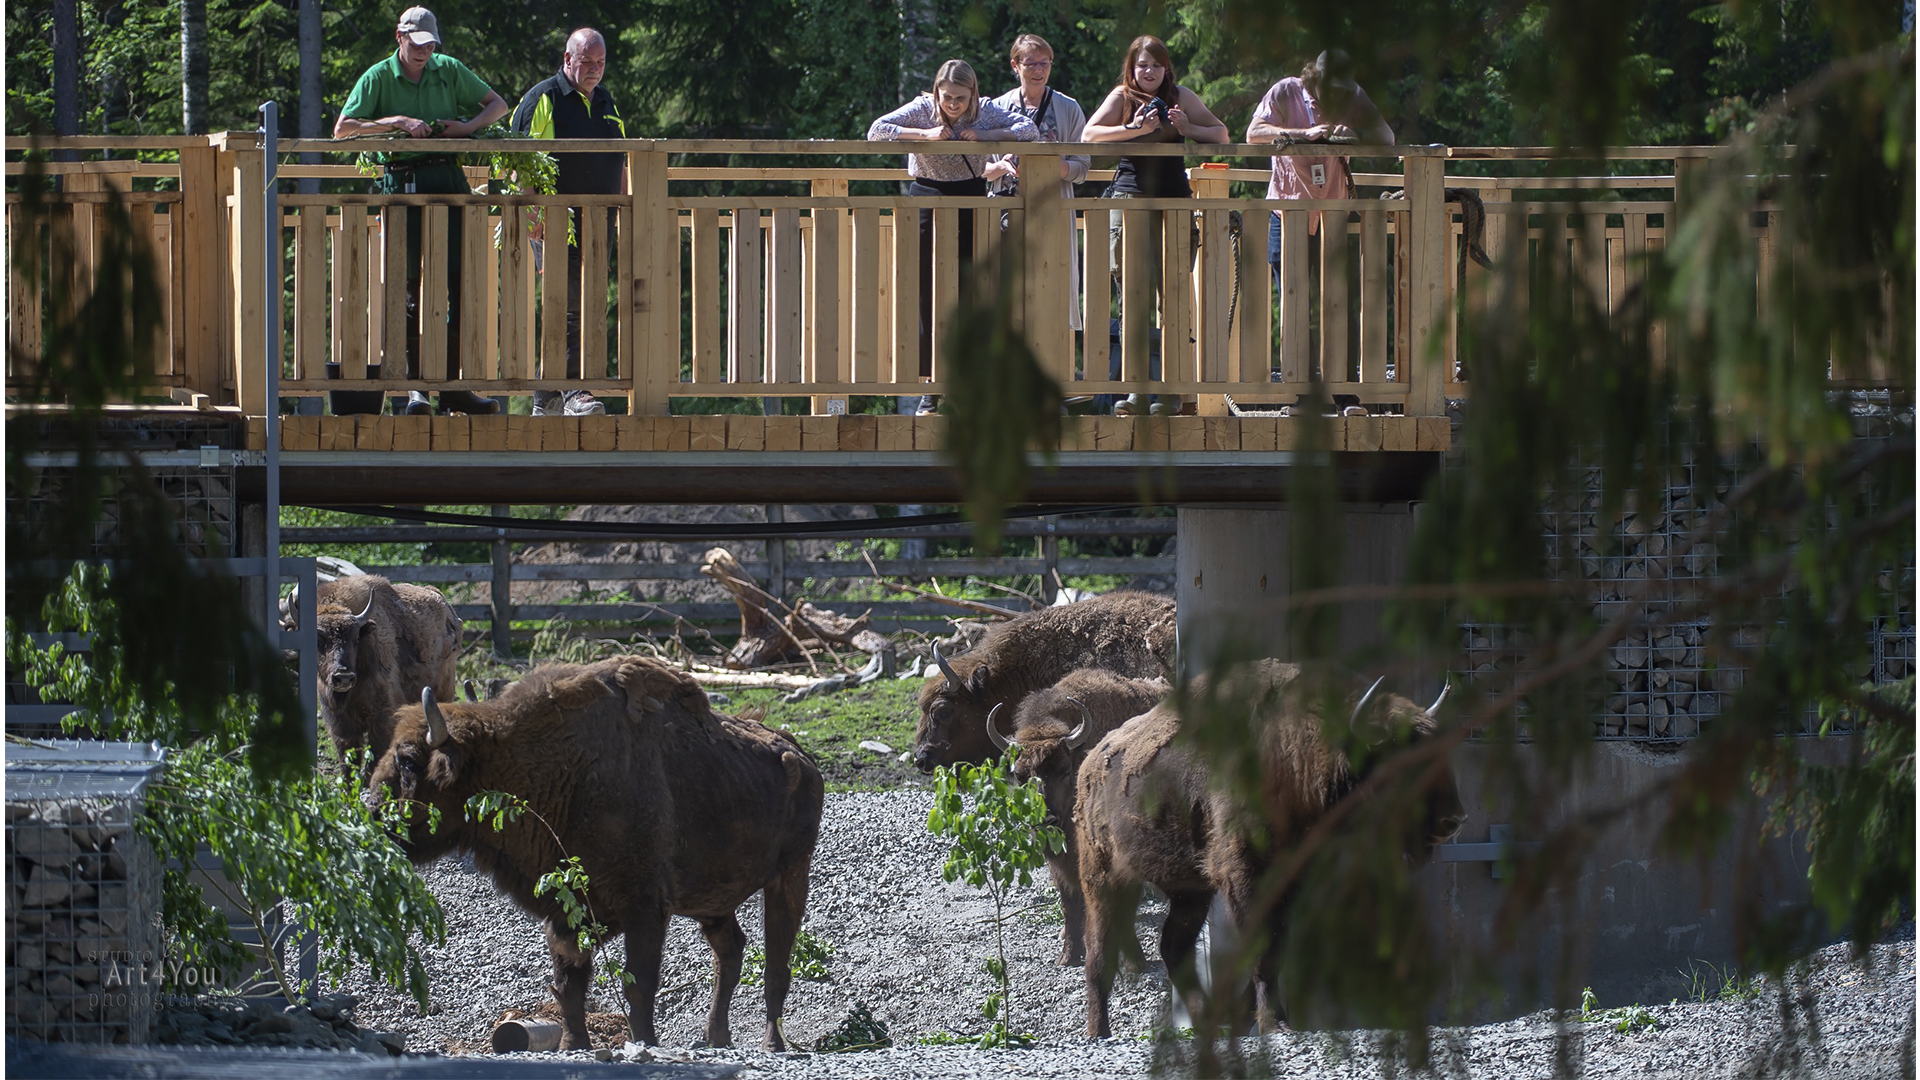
[297,0,323,193]
[52,0,80,138]
[98,0,125,150]
[181,0,208,135]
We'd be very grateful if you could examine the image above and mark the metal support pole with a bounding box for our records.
[260,101,283,650]
[1041,516,1060,604]
[765,505,786,602]
[491,505,513,658]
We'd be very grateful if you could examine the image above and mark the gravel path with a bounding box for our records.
[334,791,1916,1078]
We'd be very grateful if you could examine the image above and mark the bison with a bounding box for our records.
[289,575,461,764]
[914,590,1176,772]
[1075,661,1464,1037]
[362,657,823,1051]
[988,668,1168,966]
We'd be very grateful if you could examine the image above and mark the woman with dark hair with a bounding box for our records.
[1084,35,1227,414]
[870,59,1038,414]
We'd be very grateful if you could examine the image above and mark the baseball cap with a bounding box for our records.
[397,6,440,45]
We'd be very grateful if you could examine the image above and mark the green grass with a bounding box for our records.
[730,676,926,791]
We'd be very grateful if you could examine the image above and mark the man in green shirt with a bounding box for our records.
[332,6,507,416]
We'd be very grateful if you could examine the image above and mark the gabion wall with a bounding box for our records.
[6,748,166,1044]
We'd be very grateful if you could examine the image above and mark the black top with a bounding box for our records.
[509,71,626,194]
[1108,90,1191,199]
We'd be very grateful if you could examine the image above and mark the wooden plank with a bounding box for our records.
[690,207,722,382]
[609,205,628,385]
[356,415,395,451]
[851,207,880,384]
[1119,208,1152,383]
[8,204,42,377]
[875,414,913,451]
[726,414,766,451]
[837,414,878,451]
[1391,207,1411,383]
[1059,415,1094,450]
[1586,212,1611,312]
[392,416,431,451]
[768,208,802,382]
[1161,202,1193,387]
[506,413,535,450]
[912,415,944,451]
[279,415,317,450]
[1405,155,1448,415]
[468,414,508,450]
[418,205,450,382]
[930,206,961,383]
[1167,416,1204,451]
[484,206,500,380]
[1321,211,1351,383]
[890,208,919,384]
[460,204,488,377]
[613,414,644,450]
[580,415,616,451]
[128,203,167,377]
[628,147,672,415]
[1020,153,1073,384]
[810,201,843,399]
[291,205,326,380]
[1239,416,1278,451]
[765,415,802,451]
[1416,416,1449,451]
[876,215,895,381]
[382,206,409,374]
[1237,208,1270,385]
[175,146,224,400]
[1134,415,1168,451]
[1197,209,1231,383]
[1203,415,1237,451]
[498,204,532,380]
[1083,209,1111,386]
[229,147,268,416]
[1092,416,1132,451]
[728,208,764,382]
[333,205,369,380]
[1277,208,1309,383]
[1358,206,1390,385]
[540,203,569,382]
[579,204,608,380]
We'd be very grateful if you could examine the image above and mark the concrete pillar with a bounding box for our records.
[1175,503,1416,677]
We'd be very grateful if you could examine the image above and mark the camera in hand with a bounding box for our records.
[1141,97,1169,125]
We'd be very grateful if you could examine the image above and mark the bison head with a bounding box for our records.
[912,642,1000,772]
[1354,680,1467,854]
[992,695,1094,829]
[315,590,377,712]
[362,686,470,861]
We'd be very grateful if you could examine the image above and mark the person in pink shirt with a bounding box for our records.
[1246,49,1394,298]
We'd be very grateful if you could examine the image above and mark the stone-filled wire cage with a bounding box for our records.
[6,742,167,1045]
[1454,396,1915,741]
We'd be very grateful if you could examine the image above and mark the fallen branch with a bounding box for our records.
[680,670,817,690]
[862,550,1018,620]
[966,577,1042,609]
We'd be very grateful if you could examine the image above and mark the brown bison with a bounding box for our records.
[914,591,1176,772]
[288,575,460,763]
[988,668,1168,966]
[1075,661,1464,1037]
[362,657,824,1051]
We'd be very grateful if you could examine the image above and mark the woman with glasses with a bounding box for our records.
[1084,35,1227,415]
[985,35,1091,337]
[869,59,1038,415]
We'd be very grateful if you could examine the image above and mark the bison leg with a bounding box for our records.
[758,857,811,1051]
[695,914,746,1048]
[1159,890,1212,1032]
[544,920,595,1051]
[621,907,671,1046]
[1081,878,1139,1038]
[1048,852,1086,966]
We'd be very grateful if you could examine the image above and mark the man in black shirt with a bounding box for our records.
[511,28,626,416]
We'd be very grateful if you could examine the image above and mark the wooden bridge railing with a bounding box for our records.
[12,136,1871,426]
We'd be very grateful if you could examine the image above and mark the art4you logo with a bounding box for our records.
[94,949,224,994]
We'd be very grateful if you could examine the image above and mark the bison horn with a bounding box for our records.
[1349,676,1387,731]
[931,642,971,698]
[986,702,1013,753]
[1426,680,1451,718]
[423,686,450,748]
[351,590,375,623]
[1064,696,1094,747]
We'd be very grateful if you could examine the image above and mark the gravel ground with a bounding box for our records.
[334,791,1916,1079]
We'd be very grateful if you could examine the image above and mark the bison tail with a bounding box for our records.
[780,751,806,798]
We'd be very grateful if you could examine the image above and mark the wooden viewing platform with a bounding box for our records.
[7,135,1896,505]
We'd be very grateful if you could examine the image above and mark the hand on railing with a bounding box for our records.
[526,206,544,242]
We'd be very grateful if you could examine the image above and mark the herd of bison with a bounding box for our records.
[297,575,1464,1052]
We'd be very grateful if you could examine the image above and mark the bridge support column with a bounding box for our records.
[1174,503,1416,677]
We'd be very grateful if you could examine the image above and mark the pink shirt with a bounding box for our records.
[1252,77,1374,202]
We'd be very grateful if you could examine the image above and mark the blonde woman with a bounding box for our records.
[985,33,1091,333]
[870,59,1038,412]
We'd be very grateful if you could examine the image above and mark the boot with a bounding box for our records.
[437,390,500,415]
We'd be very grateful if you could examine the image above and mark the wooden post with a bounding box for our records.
[334,204,370,382]
[1277,209,1308,383]
[292,205,326,381]
[851,207,881,385]
[691,206,722,383]
[1020,153,1072,387]
[491,505,513,660]
[1359,205,1389,385]
[729,207,764,382]
[1403,152,1448,417]
[627,145,672,415]
[769,208,803,386]
[225,132,269,417]
[809,177,847,415]
[540,201,569,382]
[765,504,787,602]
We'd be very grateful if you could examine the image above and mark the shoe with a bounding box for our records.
[1113,394,1145,417]
[530,390,560,416]
[1149,400,1175,416]
[404,391,433,416]
[560,390,606,416]
[437,390,500,415]
[915,394,941,416]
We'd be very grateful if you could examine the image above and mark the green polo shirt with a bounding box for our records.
[340,51,494,162]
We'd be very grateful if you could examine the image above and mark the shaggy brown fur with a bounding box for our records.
[363,657,824,1052]
[302,576,459,764]
[1002,669,1168,966]
[913,591,1176,772]
[1074,660,1464,1037]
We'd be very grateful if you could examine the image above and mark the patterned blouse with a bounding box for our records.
[867,94,1039,182]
